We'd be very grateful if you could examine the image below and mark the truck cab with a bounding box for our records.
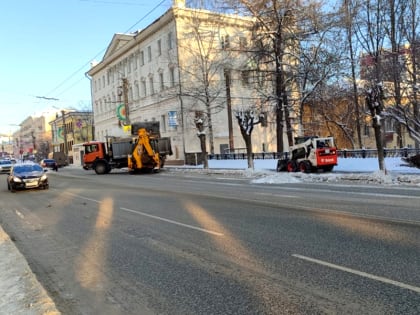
[82,141,107,171]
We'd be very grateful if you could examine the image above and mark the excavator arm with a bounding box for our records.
[128,128,161,172]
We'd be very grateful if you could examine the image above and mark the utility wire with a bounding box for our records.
[44,0,169,99]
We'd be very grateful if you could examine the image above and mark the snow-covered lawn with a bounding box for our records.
[190,157,420,186]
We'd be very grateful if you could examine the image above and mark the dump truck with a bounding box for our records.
[277,136,337,173]
[82,122,172,174]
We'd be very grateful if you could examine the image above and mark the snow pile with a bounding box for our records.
[171,157,420,186]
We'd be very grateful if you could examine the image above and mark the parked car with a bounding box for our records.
[48,152,68,167]
[7,163,49,192]
[0,159,14,174]
[40,159,58,171]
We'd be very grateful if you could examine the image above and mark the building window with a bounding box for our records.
[128,56,132,73]
[148,46,152,62]
[129,86,133,102]
[149,76,154,94]
[140,51,144,66]
[169,67,175,87]
[157,39,162,56]
[239,36,247,50]
[134,81,139,99]
[384,117,395,132]
[161,114,166,132]
[133,54,138,70]
[241,70,250,86]
[141,80,146,97]
[159,72,164,91]
[168,32,173,50]
[364,124,370,137]
[221,34,230,49]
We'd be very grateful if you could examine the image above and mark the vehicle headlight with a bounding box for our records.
[13,176,22,183]
[41,174,48,181]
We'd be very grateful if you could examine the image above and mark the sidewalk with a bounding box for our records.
[0,225,60,315]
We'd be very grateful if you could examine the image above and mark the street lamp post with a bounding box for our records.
[61,110,69,165]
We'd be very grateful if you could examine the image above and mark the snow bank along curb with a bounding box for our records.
[166,167,420,186]
[0,226,60,315]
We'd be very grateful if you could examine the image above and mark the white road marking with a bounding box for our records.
[65,192,224,236]
[120,207,224,236]
[292,254,420,293]
[15,210,25,219]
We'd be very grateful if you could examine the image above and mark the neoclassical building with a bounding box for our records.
[86,0,280,163]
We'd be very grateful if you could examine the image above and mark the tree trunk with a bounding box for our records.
[199,134,208,169]
[373,117,385,171]
[245,135,254,169]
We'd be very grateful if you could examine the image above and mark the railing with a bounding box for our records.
[208,148,420,161]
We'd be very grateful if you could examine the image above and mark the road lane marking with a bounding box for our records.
[292,254,420,293]
[65,192,224,236]
[65,191,420,227]
[256,192,298,198]
[120,207,224,236]
[272,186,420,200]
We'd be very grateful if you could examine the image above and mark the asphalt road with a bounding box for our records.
[0,167,419,314]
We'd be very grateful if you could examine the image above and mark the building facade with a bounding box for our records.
[49,111,94,164]
[87,0,280,163]
[11,110,57,161]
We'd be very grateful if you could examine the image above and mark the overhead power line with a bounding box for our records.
[44,0,169,100]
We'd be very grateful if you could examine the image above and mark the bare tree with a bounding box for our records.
[305,83,360,149]
[295,18,347,137]
[341,0,364,148]
[194,112,209,169]
[365,83,386,170]
[175,9,236,166]
[234,108,265,168]
[352,0,388,171]
[222,0,326,154]
[384,0,420,148]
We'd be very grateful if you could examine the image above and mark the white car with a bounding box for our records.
[0,159,14,174]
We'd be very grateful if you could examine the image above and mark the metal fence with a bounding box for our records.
[207,148,420,161]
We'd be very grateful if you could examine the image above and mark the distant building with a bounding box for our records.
[359,43,419,148]
[49,111,94,164]
[0,135,13,158]
[12,109,57,160]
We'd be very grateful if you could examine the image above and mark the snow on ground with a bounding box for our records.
[198,157,420,186]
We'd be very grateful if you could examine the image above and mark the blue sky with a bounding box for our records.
[0,0,172,135]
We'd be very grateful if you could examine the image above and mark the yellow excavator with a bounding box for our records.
[128,125,165,173]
